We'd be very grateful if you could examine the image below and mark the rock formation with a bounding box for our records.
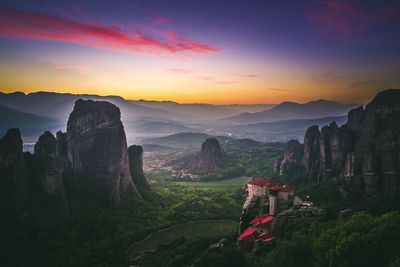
[66,99,139,207]
[302,89,400,205]
[303,125,320,180]
[33,131,69,214]
[56,131,70,171]
[128,145,149,189]
[274,139,304,176]
[198,137,225,173]
[0,128,29,220]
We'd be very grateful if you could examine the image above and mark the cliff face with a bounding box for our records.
[128,145,149,189]
[274,140,304,176]
[303,125,320,180]
[34,131,69,214]
[0,128,29,220]
[303,89,400,204]
[0,129,72,219]
[66,99,139,207]
[198,137,225,173]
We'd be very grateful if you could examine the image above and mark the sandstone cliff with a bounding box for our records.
[128,145,149,189]
[303,89,400,204]
[66,99,139,207]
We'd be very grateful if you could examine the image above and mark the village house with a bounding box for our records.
[244,178,294,216]
[238,178,294,249]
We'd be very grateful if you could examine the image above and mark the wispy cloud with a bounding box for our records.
[305,0,399,39]
[56,65,92,75]
[164,68,193,74]
[152,16,169,26]
[268,87,288,92]
[235,73,258,78]
[193,75,214,81]
[0,8,219,56]
[216,81,236,84]
[164,68,215,81]
[321,68,336,78]
[349,80,378,88]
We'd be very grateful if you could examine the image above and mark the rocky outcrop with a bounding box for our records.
[56,131,70,170]
[0,128,29,220]
[318,122,354,180]
[302,89,400,205]
[34,131,69,214]
[66,99,139,207]
[274,140,304,176]
[303,125,320,180]
[128,145,149,189]
[198,138,225,173]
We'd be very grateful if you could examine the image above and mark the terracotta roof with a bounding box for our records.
[280,185,294,192]
[238,227,259,242]
[238,227,276,244]
[248,178,293,192]
[250,215,274,227]
[248,179,268,187]
[257,232,275,244]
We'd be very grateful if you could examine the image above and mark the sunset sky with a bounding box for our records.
[0,0,399,104]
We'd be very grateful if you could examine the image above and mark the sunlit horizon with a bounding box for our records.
[1,0,400,104]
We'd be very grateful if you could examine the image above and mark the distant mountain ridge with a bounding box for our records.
[132,99,275,121]
[0,104,61,139]
[223,116,347,142]
[0,92,276,123]
[220,99,359,124]
[0,91,181,122]
[142,132,233,149]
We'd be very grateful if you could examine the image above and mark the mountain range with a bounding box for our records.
[219,116,347,142]
[220,99,359,124]
[0,104,62,139]
[133,100,275,121]
[0,91,361,147]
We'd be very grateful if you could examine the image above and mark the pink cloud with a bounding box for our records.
[152,16,169,25]
[164,68,193,74]
[305,0,399,39]
[71,6,84,15]
[193,75,214,81]
[56,65,92,75]
[0,8,219,56]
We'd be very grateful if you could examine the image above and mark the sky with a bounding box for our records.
[0,0,399,104]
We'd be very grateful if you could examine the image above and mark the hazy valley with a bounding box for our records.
[1,89,400,267]
[1,1,400,266]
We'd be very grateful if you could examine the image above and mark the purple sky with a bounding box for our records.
[0,0,399,104]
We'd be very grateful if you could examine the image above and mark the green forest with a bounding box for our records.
[2,172,400,267]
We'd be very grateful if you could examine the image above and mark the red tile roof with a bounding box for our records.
[248,179,268,187]
[238,226,276,244]
[248,178,293,192]
[250,215,274,227]
[279,185,293,192]
[257,232,275,244]
[238,227,259,242]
